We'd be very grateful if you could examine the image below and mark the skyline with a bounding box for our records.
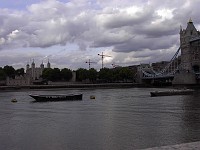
[0,0,200,70]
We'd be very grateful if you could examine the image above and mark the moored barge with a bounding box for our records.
[29,94,83,102]
[150,89,194,97]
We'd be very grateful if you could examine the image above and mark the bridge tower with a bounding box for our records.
[173,19,200,84]
[180,18,200,72]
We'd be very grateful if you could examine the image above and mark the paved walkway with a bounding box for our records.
[144,141,200,150]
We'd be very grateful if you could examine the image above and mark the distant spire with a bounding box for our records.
[32,59,35,64]
[189,17,193,23]
[180,25,182,31]
[31,59,35,68]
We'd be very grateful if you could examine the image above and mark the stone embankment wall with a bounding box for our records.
[144,141,200,150]
[0,83,145,90]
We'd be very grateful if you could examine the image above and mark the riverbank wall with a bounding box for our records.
[1,83,200,91]
[0,83,147,91]
[144,141,200,150]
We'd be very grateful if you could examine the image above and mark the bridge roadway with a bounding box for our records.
[142,72,200,80]
[142,74,174,79]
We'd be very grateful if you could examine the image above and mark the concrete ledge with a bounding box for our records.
[144,141,200,150]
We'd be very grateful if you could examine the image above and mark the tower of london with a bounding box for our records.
[6,60,51,86]
[26,60,51,80]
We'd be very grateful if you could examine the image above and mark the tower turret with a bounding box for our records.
[40,61,44,70]
[47,59,51,68]
[31,59,36,80]
[26,62,30,71]
[31,59,35,69]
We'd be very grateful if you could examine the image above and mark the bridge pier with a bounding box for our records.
[140,77,173,86]
[173,70,196,85]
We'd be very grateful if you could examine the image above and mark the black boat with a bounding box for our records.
[150,89,194,97]
[29,94,83,102]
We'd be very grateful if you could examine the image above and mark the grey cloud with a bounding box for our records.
[0,50,43,68]
[97,0,148,8]
[113,35,179,52]
[148,0,183,9]
[135,19,179,38]
[0,1,93,49]
[0,0,200,69]
[0,0,194,52]
[101,7,155,29]
[91,30,133,48]
[173,1,200,26]
[0,10,27,38]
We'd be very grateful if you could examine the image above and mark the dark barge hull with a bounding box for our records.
[150,90,194,97]
[29,94,82,102]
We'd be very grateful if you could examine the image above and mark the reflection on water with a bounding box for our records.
[181,92,200,142]
[0,88,200,150]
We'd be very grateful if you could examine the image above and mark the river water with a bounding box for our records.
[0,88,200,150]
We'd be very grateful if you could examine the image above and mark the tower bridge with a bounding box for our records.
[138,19,200,85]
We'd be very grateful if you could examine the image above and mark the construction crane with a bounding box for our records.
[98,52,111,69]
[85,59,96,69]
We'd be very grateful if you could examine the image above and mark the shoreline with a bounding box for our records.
[0,83,159,91]
[144,141,200,150]
[1,83,200,91]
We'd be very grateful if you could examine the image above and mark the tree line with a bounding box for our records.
[41,67,135,83]
[0,65,136,83]
[42,68,72,81]
[76,67,135,83]
[0,66,24,81]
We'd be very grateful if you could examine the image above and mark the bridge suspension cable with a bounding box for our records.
[140,47,181,79]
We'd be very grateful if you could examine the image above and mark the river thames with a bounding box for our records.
[0,88,200,150]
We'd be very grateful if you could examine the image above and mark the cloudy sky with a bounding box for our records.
[0,0,200,70]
